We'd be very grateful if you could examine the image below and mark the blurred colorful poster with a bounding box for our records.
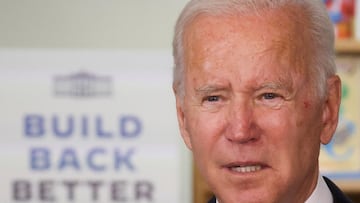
[324,0,355,39]
[320,56,360,180]
[0,49,191,203]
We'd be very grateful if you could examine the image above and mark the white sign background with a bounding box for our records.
[0,49,192,203]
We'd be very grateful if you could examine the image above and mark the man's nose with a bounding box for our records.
[224,100,259,144]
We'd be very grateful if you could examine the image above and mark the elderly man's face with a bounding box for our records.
[175,10,341,203]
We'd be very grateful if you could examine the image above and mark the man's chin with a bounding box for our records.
[216,192,271,203]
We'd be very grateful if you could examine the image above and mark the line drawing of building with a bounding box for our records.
[54,71,112,98]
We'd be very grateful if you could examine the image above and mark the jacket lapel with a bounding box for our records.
[323,176,353,203]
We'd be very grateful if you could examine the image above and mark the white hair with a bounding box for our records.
[172,0,336,100]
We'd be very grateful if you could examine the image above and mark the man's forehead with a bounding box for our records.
[184,9,311,77]
[186,7,304,40]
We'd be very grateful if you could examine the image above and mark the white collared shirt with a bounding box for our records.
[215,174,333,203]
[305,174,333,203]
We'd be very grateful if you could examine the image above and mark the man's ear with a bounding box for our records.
[175,95,193,150]
[320,75,341,144]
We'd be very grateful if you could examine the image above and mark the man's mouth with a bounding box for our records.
[229,165,262,173]
[224,162,267,174]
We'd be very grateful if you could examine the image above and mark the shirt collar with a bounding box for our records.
[215,174,333,203]
[305,174,333,203]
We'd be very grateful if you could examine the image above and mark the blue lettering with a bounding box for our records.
[23,114,143,139]
[114,148,135,171]
[120,116,141,138]
[58,148,80,170]
[30,147,138,172]
[24,115,45,137]
[81,116,89,137]
[30,148,50,170]
[96,116,113,138]
[87,148,106,171]
[53,115,74,138]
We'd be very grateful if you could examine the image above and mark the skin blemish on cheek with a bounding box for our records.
[303,101,311,109]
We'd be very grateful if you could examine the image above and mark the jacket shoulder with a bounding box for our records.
[323,176,353,203]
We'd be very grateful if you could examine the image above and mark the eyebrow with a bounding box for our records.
[257,82,289,90]
[194,85,229,96]
[255,81,294,97]
[193,78,294,97]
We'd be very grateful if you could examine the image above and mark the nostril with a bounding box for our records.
[224,121,261,144]
[224,132,259,144]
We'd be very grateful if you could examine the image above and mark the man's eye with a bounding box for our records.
[262,93,279,100]
[205,96,220,102]
[256,92,284,109]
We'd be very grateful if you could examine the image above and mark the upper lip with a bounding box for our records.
[223,161,268,168]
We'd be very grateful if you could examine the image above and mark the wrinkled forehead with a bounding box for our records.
[183,5,312,76]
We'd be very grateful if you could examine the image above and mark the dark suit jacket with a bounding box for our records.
[207,177,352,203]
[324,176,353,203]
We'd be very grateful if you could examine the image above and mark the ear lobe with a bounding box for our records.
[320,75,341,144]
[175,97,193,150]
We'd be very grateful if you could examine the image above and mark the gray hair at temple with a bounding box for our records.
[172,0,336,100]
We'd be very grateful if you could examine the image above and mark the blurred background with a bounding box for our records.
[0,0,360,202]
